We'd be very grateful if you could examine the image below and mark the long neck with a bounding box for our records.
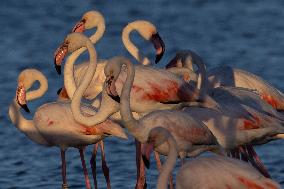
[119,58,139,134]
[64,47,85,98]
[193,56,208,95]
[26,70,48,101]
[71,41,118,126]
[64,21,105,98]
[90,20,105,44]
[122,25,151,65]
[9,70,48,145]
[157,136,178,189]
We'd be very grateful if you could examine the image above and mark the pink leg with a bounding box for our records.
[79,148,92,189]
[246,145,271,178]
[154,152,174,189]
[154,152,162,172]
[61,150,68,189]
[90,144,99,189]
[99,141,111,189]
[135,140,146,189]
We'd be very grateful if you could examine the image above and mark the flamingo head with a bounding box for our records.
[128,20,165,63]
[166,50,204,71]
[57,87,70,101]
[54,33,89,75]
[16,82,30,113]
[142,127,170,168]
[72,10,104,32]
[104,58,122,103]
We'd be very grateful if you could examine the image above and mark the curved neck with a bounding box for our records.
[157,136,178,189]
[9,70,48,145]
[8,100,47,145]
[64,47,85,98]
[71,41,118,126]
[64,21,105,98]
[90,20,105,44]
[118,58,139,134]
[181,54,208,99]
[122,25,151,65]
[25,70,48,101]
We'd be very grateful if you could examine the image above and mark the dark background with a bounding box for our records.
[1,0,284,188]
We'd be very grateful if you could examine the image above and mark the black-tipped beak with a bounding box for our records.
[55,64,61,75]
[20,104,30,113]
[142,155,150,169]
[72,19,86,33]
[57,88,62,95]
[150,33,165,64]
[108,94,121,103]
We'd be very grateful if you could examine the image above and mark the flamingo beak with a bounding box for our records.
[57,87,70,100]
[57,87,62,95]
[150,33,165,64]
[72,19,86,33]
[165,55,179,69]
[106,76,120,103]
[142,142,154,169]
[54,42,68,75]
[16,84,30,113]
[20,104,31,113]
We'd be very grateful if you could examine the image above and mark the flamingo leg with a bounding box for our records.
[79,148,92,189]
[239,146,249,162]
[154,152,162,172]
[90,144,99,189]
[246,145,271,178]
[135,140,147,189]
[99,141,111,189]
[61,150,68,189]
[154,152,174,189]
[235,148,240,159]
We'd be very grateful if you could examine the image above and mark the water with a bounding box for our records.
[1,0,284,188]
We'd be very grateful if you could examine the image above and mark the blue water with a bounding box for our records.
[1,0,284,188]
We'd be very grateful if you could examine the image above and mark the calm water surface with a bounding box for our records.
[1,0,284,188]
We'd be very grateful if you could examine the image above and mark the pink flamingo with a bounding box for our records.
[173,52,284,177]
[143,127,280,189]
[9,34,127,189]
[166,50,284,111]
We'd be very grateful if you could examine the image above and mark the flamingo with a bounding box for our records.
[166,50,284,111]
[54,11,115,188]
[182,105,284,177]
[8,34,127,189]
[142,127,280,189]
[171,53,284,177]
[54,10,107,101]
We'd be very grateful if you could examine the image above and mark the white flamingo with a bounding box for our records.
[171,52,284,177]
[9,34,127,189]
[143,127,280,189]
[166,50,284,110]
